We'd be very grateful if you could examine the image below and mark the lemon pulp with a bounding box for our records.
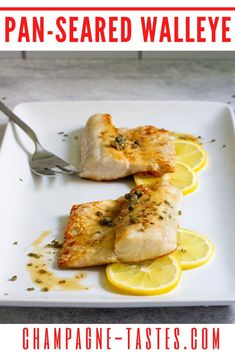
[174,139,207,172]
[172,228,214,270]
[106,255,181,295]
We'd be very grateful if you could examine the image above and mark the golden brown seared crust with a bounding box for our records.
[58,201,118,269]
[58,182,182,269]
[79,114,176,181]
[105,125,176,174]
[122,126,175,175]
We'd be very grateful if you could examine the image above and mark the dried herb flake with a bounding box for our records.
[28,253,41,259]
[41,287,49,292]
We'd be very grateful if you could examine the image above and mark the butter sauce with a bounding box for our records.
[169,131,202,144]
[27,231,87,292]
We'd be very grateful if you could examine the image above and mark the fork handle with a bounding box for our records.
[0,101,40,146]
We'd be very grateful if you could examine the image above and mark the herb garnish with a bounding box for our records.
[27,253,41,259]
[41,287,49,292]
[129,215,139,224]
[133,140,142,148]
[100,216,114,227]
[9,275,17,281]
[128,204,135,211]
[125,193,132,200]
[38,269,47,274]
[110,134,126,150]
[130,193,138,202]
[134,190,143,198]
[35,279,43,284]
[46,239,62,249]
[96,211,103,217]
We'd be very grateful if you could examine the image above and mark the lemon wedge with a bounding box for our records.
[174,140,207,172]
[106,255,181,296]
[134,161,198,196]
[173,228,214,270]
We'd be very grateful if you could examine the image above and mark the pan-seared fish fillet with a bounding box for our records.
[58,182,182,268]
[58,201,118,268]
[79,114,176,180]
[115,182,182,262]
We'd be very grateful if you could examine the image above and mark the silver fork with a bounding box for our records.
[0,101,79,176]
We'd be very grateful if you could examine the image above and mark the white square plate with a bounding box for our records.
[0,101,235,307]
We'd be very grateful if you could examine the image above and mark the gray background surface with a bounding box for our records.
[0,58,234,323]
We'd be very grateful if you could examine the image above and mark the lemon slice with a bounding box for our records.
[106,255,181,296]
[174,140,207,172]
[134,161,198,196]
[173,228,214,270]
[168,161,198,195]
